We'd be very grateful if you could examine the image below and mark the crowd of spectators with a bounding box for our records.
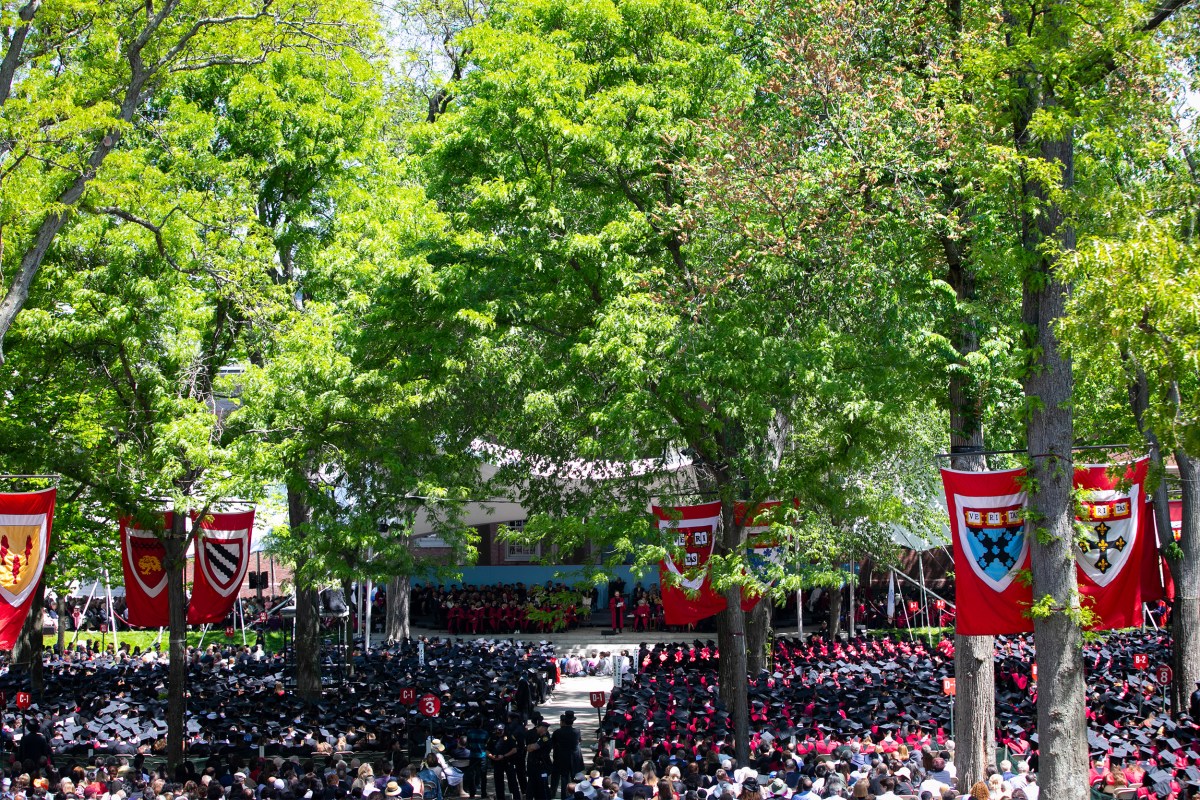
[408,582,691,633]
[409,584,599,634]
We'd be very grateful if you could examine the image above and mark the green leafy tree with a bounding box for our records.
[417,0,946,759]
[0,0,377,361]
[0,0,387,759]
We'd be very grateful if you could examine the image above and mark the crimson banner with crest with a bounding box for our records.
[739,500,783,612]
[1073,458,1149,630]
[1167,499,1183,542]
[0,489,55,649]
[1156,499,1184,601]
[1140,501,1169,604]
[656,502,727,625]
[120,512,173,627]
[941,468,1032,635]
[188,509,253,624]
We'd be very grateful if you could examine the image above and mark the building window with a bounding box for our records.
[415,536,449,548]
[503,520,539,561]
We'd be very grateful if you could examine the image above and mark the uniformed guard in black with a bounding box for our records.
[526,718,553,800]
[487,723,523,800]
[550,710,582,800]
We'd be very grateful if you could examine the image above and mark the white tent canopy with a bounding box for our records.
[890,522,950,552]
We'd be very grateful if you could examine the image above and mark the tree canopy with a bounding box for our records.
[0,0,1197,790]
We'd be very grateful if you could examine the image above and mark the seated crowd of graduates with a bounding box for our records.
[0,637,556,767]
[581,734,1039,800]
[591,631,1198,798]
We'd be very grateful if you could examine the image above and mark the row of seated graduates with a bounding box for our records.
[0,636,556,768]
[615,630,1189,782]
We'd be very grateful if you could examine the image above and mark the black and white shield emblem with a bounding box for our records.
[196,527,250,598]
[1075,488,1141,587]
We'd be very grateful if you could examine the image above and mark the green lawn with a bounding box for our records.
[44,629,290,652]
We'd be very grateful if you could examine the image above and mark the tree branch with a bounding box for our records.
[0,0,43,106]
[150,7,276,76]
[96,205,182,271]
[1140,0,1194,31]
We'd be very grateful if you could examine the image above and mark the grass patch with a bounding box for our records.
[874,626,953,637]
[44,630,291,653]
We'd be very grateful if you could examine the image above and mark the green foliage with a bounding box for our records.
[0,0,399,588]
[413,0,950,595]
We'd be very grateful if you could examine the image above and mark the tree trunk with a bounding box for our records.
[288,483,323,700]
[1022,122,1088,800]
[946,247,996,790]
[56,591,65,654]
[1127,364,1189,707]
[717,587,750,764]
[1126,363,1177,551]
[1172,450,1200,714]
[165,509,189,770]
[715,499,750,765]
[386,574,411,642]
[828,583,843,640]
[13,578,45,695]
[746,598,771,674]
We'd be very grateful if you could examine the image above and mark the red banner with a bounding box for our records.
[120,512,173,628]
[1073,458,1149,630]
[941,468,1032,635]
[1160,499,1183,600]
[188,509,253,624]
[739,501,783,612]
[657,502,726,625]
[0,489,55,649]
[1137,501,1170,604]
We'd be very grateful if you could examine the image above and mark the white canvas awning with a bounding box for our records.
[889,522,950,552]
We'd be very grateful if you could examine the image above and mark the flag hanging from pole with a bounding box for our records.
[886,570,896,619]
[656,501,727,626]
[1073,458,1149,630]
[739,500,783,612]
[1156,500,1183,600]
[120,512,173,628]
[941,467,1032,635]
[1139,501,1168,605]
[188,509,253,624]
[0,488,55,649]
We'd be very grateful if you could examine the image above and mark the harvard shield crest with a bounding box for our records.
[1075,486,1141,587]
[124,526,168,598]
[0,489,54,612]
[196,526,250,598]
[956,495,1028,593]
[0,517,46,606]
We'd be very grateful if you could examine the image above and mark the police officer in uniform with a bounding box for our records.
[526,718,553,800]
[510,713,531,798]
[487,722,523,800]
[550,710,581,800]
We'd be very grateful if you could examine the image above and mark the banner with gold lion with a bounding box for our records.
[0,488,55,649]
[120,512,173,627]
